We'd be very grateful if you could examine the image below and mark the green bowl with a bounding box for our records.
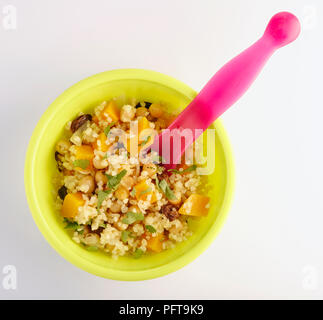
[24,69,234,281]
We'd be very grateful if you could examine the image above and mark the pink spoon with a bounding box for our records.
[151,12,301,169]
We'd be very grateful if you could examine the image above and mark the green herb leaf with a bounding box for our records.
[139,135,151,147]
[158,179,176,200]
[99,223,107,228]
[104,122,115,136]
[158,179,166,191]
[151,153,164,164]
[168,165,197,174]
[97,190,112,209]
[129,232,137,238]
[165,186,176,200]
[155,175,159,189]
[73,159,90,170]
[121,230,130,243]
[133,248,143,259]
[145,225,156,233]
[106,169,127,190]
[64,219,80,230]
[130,188,136,197]
[140,187,152,196]
[86,246,98,252]
[122,211,144,224]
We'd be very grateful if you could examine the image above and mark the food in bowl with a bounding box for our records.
[53,99,210,259]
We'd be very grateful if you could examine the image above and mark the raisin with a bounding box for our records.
[58,185,68,200]
[161,204,179,221]
[70,114,92,132]
[55,151,64,172]
[135,101,152,109]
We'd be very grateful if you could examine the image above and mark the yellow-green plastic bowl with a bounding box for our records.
[24,69,234,281]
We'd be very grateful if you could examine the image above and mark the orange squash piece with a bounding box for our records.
[133,180,157,203]
[146,233,163,253]
[92,132,110,152]
[100,100,120,122]
[179,194,210,217]
[126,117,155,156]
[74,145,94,172]
[61,192,85,218]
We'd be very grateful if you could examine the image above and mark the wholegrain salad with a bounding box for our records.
[53,99,210,259]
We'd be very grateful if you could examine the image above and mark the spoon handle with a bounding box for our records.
[153,12,301,168]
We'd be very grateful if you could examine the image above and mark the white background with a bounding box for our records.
[0,0,322,299]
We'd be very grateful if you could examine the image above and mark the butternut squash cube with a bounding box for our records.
[179,194,210,217]
[146,233,163,253]
[92,132,110,152]
[125,117,155,156]
[74,145,94,172]
[61,192,85,218]
[101,100,120,122]
[133,180,157,203]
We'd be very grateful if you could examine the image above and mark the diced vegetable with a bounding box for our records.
[74,145,94,171]
[146,233,163,253]
[61,192,85,218]
[125,117,155,156]
[138,116,150,135]
[179,194,210,217]
[92,132,110,152]
[133,180,157,203]
[100,100,120,122]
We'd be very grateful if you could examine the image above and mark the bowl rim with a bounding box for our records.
[24,68,235,281]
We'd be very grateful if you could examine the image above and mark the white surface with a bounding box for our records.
[0,0,322,299]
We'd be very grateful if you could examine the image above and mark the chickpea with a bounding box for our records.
[95,171,107,185]
[55,139,71,155]
[115,186,129,201]
[149,103,164,118]
[136,107,148,117]
[120,104,135,122]
[110,202,121,213]
[83,233,100,246]
[143,163,157,177]
[93,157,108,169]
[78,175,95,194]
[168,191,182,206]
[121,176,135,189]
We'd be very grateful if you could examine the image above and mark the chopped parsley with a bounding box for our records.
[145,225,156,233]
[139,135,151,147]
[122,211,144,224]
[133,248,144,259]
[121,230,130,243]
[168,164,197,174]
[97,190,112,209]
[140,187,152,196]
[104,122,114,136]
[64,218,80,230]
[73,159,90,170]
[158,179,176,200]
[97,169,127,209]
[130,188,136,197]
[86,246,98,252]
[105,169,127,190]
